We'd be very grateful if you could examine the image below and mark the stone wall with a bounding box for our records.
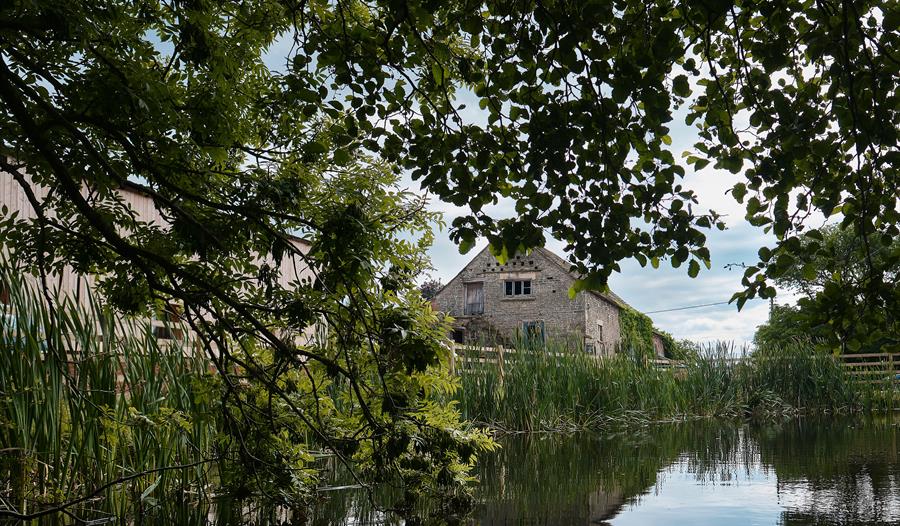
[433,246,623,350]
[583,292,622,356]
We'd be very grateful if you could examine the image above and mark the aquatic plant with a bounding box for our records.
[0,266,493,524]
[0,270,219,522]
[453,340,891,432]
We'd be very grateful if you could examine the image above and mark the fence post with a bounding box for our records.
[449,344,456,375]
[891,353,896,410]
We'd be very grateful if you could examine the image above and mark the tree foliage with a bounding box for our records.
[753,304,820,349]
[754,225,899,352]
[0,2,494,510]
[419,278,444,301]
[1,0,899,516]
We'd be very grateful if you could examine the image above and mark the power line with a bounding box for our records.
[643,301,732,314]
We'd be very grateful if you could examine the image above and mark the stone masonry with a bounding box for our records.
[432,246,626,355]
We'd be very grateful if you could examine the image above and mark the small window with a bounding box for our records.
[452,329,465,344]
[505,280,532,297]
[153,325,176,340]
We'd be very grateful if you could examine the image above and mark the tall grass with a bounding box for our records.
[454,341,893,432]
[0,271,218,521]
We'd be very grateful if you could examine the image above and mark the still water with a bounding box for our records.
[314,416,900,525]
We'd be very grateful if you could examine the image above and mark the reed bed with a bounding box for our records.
[454,341,893,432]
[0,272,218,522]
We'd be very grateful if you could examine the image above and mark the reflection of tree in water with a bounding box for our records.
[756,417,900,526]
[304,417,899,525]
[472,417,899,526]
[471,423,727,525]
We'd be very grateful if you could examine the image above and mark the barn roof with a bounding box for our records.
[436,245,634,311]
[533,247,633,310]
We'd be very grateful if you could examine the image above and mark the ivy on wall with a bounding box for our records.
[618,308,686,360]
[618,307,656,356]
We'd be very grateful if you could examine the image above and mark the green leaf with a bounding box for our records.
[672,74,691,97]
[141,476,162,501]
[431,63,445,85]
[731,183,747,203]
[333,149,351,165]
[801,264,817,281]
[458,236,475,254]
[305,141,327,156]
[489,243,509,265]
[688,259,700,278]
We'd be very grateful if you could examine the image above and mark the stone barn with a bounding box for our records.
[432,246,664,356]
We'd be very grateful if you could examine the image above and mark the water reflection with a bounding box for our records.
[111,417,899,525]
[462,417,900,526]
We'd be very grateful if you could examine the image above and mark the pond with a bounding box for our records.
[311,415,900,525]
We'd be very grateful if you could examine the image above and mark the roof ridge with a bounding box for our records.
[535,247,632,310]
[429,245,491,299]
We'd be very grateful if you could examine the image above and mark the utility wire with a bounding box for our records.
[644,301,732,314]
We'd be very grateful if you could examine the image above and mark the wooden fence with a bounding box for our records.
[837,353,900,383]
[450,343,609,371]
[450,344,900,385]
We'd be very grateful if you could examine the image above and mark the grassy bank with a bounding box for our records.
[453,342,896,432]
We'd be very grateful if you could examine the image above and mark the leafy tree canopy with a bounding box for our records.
[419,278,444,301]
[0,0,898,515]
[753,303,824,349]
[754,225,899,352]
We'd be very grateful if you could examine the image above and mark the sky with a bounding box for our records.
[261,34,801,349]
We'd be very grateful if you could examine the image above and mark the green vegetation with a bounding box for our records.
[617,307,656,356]
[1,0,898,519]
[454,342,894,433]
[754,304,823,350]
[753,225,900,353]
[617,307,683,359]
[0,272,217,522]
[0,268,492,522]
